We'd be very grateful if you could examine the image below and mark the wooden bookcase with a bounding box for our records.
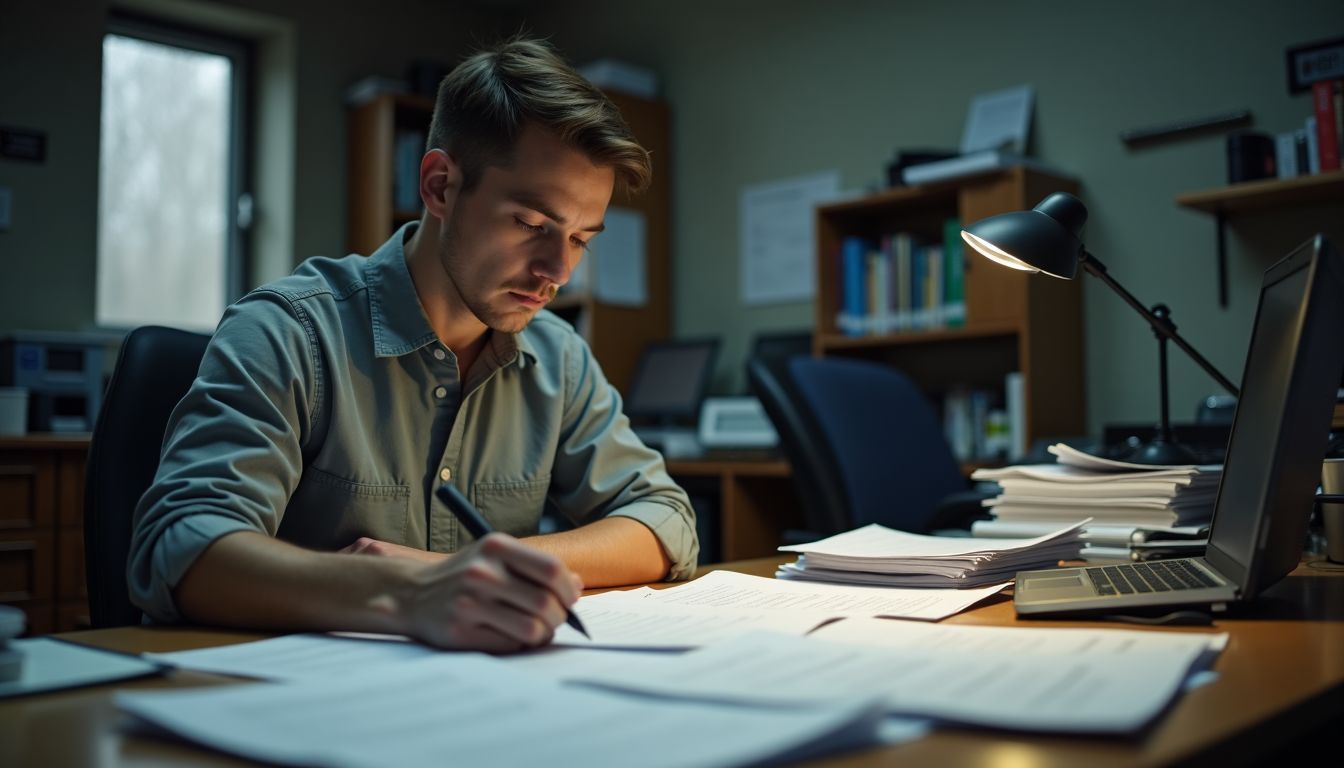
[345,90,671,394]
[813,166,1085,458]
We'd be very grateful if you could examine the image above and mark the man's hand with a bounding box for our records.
[340,537,447,564]
[395,532,583,653]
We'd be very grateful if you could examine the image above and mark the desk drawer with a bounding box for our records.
[0,529,54,602]
[0,452,57,529]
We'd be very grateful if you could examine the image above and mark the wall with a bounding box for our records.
[3,0,1341,436]
[521,0,1343,435]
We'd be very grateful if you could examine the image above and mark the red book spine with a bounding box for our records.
[1313,80,1341,172]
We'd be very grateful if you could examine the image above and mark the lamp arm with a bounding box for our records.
[1080,251,1240,397]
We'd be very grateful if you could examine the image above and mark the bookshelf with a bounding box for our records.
[345,90,671,394]
[347,92,435,256]
[813,167,1085,463]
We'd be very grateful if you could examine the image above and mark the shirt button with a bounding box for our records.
[439,467,452,482]
[433,348,446,361]
[434,386,447,399]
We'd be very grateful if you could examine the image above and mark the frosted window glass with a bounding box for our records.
[97,34,231,332]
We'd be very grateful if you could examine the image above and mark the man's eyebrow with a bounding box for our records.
[511,193,605,233]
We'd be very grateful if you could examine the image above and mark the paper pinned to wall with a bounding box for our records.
[592,206,646,306]
[740,170,841,305]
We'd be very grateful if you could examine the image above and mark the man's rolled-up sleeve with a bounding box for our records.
[549,339,699,581]
[127,290,320,621]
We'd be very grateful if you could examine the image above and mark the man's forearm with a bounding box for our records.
[524,516,672,587]
[173,530,419,634]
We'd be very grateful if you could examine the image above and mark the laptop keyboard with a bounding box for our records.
[1086,560,1220,596]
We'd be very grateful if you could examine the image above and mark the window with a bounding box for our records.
[97,16,251,332]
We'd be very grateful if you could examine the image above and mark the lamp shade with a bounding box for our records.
[961,192,1088,279]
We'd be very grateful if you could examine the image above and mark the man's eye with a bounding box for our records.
[571,237,591,252]
[514,218,544,233]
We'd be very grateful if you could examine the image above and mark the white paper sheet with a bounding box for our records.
[117,652,887,768]
[739,170,841,304]
[808,615,1229,655]
[592,206,646,306]
[778,521,1087,559]
[144,633,435,682]
[570,627,1227,734]
[634,569,1008,621]
[555,591,835,648]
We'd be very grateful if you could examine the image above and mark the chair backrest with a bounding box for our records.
[84,325,211,627]
[787,356,967,534]
[746,354,850,537]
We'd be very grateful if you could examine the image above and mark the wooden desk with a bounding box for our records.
[665,457,802,561]
[5,556,1341,767]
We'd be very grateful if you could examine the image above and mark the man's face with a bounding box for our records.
[439,124,615,334]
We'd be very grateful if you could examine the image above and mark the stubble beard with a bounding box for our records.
[439,225,539,335]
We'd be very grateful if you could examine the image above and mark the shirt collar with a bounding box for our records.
[365,222,440,358]
[364,221,539,369]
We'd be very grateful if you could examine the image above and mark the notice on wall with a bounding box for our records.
[592,206,647,307]
[740,171,841,305]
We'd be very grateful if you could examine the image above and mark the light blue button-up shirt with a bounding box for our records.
[129,223,698,622]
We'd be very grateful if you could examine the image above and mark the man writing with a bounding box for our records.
[128,37,698,652]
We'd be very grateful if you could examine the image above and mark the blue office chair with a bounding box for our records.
[751,355,988,538]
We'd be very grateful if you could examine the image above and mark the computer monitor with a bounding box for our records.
[624,338,719,425]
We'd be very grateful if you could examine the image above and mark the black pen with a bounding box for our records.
[435,482,590,639]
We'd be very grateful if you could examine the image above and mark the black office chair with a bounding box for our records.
[84,325,211,627]
[749,355,990,540]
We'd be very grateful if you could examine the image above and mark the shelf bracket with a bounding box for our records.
[1215,210,1228,308]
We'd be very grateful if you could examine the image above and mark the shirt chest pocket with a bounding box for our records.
[471,476,552,538]
[283,467,412,550]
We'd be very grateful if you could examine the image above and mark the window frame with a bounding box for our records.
[99,12,255,323]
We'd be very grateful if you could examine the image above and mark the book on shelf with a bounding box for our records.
[901,150,1056,186]
[1312,79,1341,172]
[1305,116,1321,174]
[393,129,425,212]
[942,372,1021,463]
[833,222,966,337]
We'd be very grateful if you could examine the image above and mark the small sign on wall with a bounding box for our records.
[1286,37,1344,93]
[0,126,47,163]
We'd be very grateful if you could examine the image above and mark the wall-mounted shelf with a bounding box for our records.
[1176,170,1344,307]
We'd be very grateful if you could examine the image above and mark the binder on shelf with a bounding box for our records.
[901,150,1055,186]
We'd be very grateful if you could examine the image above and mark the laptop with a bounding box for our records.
[1014,234,1344,619]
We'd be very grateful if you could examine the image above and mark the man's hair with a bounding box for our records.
[427,36,651,196]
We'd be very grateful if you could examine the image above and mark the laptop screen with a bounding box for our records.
[1204,235,1344,597]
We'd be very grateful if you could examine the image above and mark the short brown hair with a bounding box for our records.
[427,36,651,196]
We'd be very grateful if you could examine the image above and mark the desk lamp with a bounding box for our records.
[961,192,1239,465]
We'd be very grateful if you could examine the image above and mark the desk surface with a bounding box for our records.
[5,557,1343,767]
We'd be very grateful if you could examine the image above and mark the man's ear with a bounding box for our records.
[419,148,463,221]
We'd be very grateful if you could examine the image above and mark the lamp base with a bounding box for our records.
[1121,438,1200,466]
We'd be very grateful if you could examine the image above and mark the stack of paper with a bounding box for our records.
[775,521,1086,587]
[970,444,1222,558]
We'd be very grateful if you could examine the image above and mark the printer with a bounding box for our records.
[0,332,110,433]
